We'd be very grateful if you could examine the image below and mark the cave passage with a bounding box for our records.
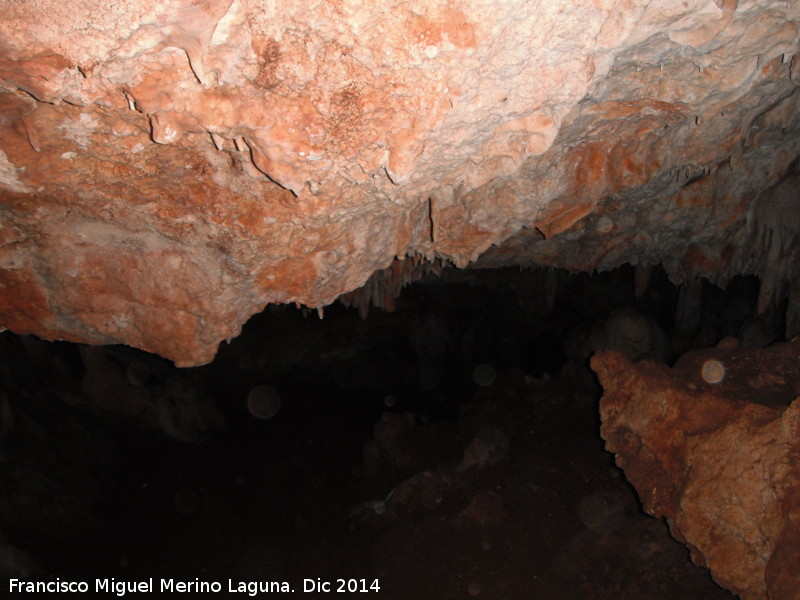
[1,264,778,598]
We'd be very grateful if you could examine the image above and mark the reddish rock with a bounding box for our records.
[591,341,800,600]
[1,2,800,364]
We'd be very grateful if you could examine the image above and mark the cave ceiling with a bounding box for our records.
[0,0,799,366]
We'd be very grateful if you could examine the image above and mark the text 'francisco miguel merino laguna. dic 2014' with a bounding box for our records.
[9,577,382,595]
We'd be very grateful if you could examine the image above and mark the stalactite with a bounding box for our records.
[633,264,652,300]
[501,267,568,320]
[787,275,800,339]
[674,277,703,338]
[337,254,448,318]
[747,175,799,318]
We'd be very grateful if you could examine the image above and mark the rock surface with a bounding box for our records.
[1,1,800,364]
[592,340,800,600]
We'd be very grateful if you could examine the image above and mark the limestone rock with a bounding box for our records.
[1,1,800,364]
[591,340,800,600]
[585,306,671,362]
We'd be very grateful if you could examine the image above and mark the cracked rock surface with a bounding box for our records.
[592,340,800,600]
[1,0,799,365]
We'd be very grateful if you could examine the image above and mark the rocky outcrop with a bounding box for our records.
[591,340,800,600]
[1,1,800,365]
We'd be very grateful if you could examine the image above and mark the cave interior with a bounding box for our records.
[1,261,785,599]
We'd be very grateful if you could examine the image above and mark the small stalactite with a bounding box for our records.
[510,267,565,319]
[746,174,800,336]
[337,254,449,318]
[674,277,704,339]
[787,276,800,339]
[633,264,652,300]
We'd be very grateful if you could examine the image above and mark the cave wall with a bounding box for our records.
[1,0,799,365]
[592,341,800,600]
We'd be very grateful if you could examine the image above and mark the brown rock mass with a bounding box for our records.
[592,341,800,600]
[1,1,800,364]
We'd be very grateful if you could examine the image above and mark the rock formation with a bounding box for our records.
[592,340,800,600]
[1,0,800,365]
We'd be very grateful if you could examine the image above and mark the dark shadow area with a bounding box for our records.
[1,264,779,598]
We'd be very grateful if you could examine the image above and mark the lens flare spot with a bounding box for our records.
[701,360,726,384]
[473,363,497,387]
[247,384,281,419]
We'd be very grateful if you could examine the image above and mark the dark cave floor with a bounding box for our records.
[2,365,734,600]
[2,265,765,598]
